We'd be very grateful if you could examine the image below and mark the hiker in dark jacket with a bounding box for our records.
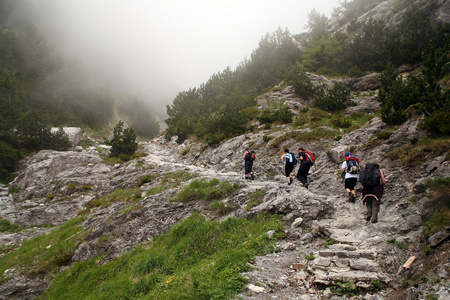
[361,165,386,223]
[242,148,254,180]
[296,147,310,188]
[281,148,295,185]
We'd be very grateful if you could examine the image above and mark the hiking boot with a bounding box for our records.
[288,182,292,185]
[302,183,309,189]
[348,193,353,202]
[352,195,356,203]
[250,173,255,180]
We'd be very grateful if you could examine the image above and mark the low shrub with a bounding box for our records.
[330,280,356,296]
[376,131,392,139]
[331,117,352,129]
[313,83,352,111]
[262,135,272,142]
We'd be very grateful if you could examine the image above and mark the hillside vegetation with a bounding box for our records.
[165,0,448,144]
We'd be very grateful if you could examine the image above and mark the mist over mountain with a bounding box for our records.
[4,0,343,114]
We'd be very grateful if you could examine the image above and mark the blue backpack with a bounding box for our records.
[285,152,297,165]
[346,156,360,174]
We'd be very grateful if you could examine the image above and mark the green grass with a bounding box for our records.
[323,237,336,249]
[37,213,284,300]
[0,217,86,283]
[269,128,338,148]
[140,170,197,196]
[84,188,141,209]
[386,137,450,166]
[169,178,239,203]
[246,190,265,209]
[422,177,450,237]
[305,252,315,261]
[0,217,20,233]
[292,108,373,133]
[209,200,233,216]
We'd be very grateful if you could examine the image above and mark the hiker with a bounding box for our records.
[242,147,255,180]
[360,163,387,223]
[296,147,310,188]
[281,148,296,185]
[341,152,360,202]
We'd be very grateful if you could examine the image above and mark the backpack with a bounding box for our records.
[285,152,297,165]
[251,151,256,161]
[305,151,315,165]
[244,151,252,161]
[345,156,360,174]
[359,163,381,189]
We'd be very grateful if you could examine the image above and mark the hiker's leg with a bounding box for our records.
[371,200,379,223]
[365,198,373,220]
[346,178,357,202]
[344,178,351,193]
[304,165,310,183]
[245,162,251,179]
[286,165,294,184]
[297,165,307,184]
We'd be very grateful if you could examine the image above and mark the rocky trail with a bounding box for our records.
[144,140,411,299]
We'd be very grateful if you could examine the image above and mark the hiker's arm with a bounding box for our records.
[380,170,387,184]
[280,154,285,163]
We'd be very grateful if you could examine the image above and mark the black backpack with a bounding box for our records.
[359,163,381,189]
[245,151,252,161]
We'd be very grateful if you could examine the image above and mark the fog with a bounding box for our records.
[15,0,340,113]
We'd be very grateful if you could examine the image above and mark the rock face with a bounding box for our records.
[329,0,450,34]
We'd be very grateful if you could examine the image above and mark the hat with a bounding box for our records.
[345,152,351,157]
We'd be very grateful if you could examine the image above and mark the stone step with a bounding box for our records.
[312,256,378,272]
[313,269,390,286]
[306,242,391,288]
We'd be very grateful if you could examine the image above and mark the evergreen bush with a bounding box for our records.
[313,83,351,111]
[109,121,138,158]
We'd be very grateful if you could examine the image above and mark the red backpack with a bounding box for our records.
[305,151,315,165]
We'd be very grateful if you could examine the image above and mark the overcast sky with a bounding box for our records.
[18,0,341,112]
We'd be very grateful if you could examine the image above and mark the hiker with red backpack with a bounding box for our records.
[341,152,360,203]
[243,147,255,180]
[359,163,387,223]
[296,147,315,189]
